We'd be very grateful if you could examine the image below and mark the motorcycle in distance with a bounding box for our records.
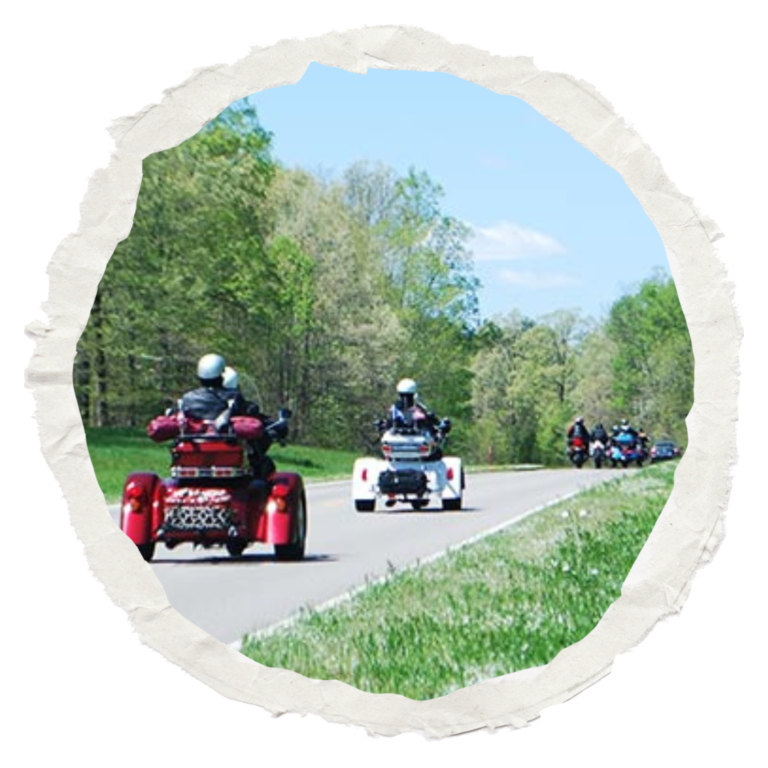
[609,430,645,468]
[590,438,607,469]
[119,406,308,562]
[567,436,588,468]
[352,412,464,512]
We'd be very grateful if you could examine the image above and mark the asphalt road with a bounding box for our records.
[109,468,611,644]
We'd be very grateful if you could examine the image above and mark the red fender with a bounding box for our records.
[120,472,160,546]
[258,472,303,544]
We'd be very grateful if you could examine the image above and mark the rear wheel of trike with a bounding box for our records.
[226,540,247,558]
[355,499,375,512]
[442,494,463,511]
[137,542,155,562]
[275,493,307,561]
[410,499,428,510]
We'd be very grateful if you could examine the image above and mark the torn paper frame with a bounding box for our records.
[25,26,740,737]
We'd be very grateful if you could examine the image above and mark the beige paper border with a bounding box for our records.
[25,26,740,737]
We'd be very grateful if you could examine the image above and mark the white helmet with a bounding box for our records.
[397,378,418,396]
[222,366,239,390]
[197,353,225,381]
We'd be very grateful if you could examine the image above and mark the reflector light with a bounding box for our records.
[362,468,368,481]
[266,497,288,514]
[124,483,145,512]
[446,467,454,481]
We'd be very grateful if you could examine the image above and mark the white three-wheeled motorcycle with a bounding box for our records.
[352,416,464,512]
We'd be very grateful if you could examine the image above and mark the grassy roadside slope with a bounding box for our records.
[241,461,677,700]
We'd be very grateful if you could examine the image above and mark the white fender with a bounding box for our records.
[440,456,464,499]
[352,457,382,502]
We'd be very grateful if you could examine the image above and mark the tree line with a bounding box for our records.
[74,102,693,464]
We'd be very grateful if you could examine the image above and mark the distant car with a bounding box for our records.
[650,440,682,463]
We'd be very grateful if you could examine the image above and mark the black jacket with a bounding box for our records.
[567,423,591,441]
[178,386,244,421]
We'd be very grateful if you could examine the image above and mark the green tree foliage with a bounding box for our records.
[75,103,693,463]
[75,103,276,426]
[604,272,693,441]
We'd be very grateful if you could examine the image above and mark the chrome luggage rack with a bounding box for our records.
[170,466,249,479]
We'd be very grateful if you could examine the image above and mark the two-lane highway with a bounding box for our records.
[109,469,610,643]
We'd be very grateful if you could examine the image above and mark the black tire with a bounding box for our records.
[226,540,247,558]
[411,500,428,510]
[355,499,375,512]
[610,459,617,468]
[595,458,603,469]
[275,494,307,561]
[137,542,155,562]
[636,459,644,468]
[442,495,462,511]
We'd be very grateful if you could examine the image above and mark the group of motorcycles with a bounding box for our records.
[120,392,465,563]
[568,430,649,469]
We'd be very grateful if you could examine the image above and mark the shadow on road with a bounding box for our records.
[152,552,338,566]
[373,506,481,516]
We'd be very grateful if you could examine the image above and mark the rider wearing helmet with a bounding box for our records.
[618,418,638,437]
[382,378,448,438]
[386,379,438,429]
[222,365,283,478]
[591,422,610,445]
[567,416,591,445]
[175,354,245,421]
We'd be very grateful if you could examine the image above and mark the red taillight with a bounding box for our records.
[266,497,288,514]
[446,467,454,481]
[125,482,145,513]
[362,468,368,481]
[271,483,290,498]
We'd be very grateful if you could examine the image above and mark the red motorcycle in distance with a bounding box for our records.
[568,436,588,468]
[120,408,307,562]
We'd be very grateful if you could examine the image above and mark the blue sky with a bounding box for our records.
[243,63,669,321]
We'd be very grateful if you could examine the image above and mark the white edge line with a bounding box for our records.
[231,475,614,652]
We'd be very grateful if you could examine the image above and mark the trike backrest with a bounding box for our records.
[172,438,245,468]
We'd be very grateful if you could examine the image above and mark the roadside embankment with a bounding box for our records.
[240,461,677,700]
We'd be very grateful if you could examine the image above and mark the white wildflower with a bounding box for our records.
[579,509,589,518]
[562,563,571,573]
[561,510,570,519]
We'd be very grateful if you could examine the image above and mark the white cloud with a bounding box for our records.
[469,221,566,262]
[499,270,579,289]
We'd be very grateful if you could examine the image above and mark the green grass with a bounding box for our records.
[240,461,677,700]
[84,427,360,502]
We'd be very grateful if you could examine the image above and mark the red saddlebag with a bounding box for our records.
[147,415,181,442]
[231,416,264,441]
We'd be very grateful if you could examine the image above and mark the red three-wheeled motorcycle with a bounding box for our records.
[120,409,307,562]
